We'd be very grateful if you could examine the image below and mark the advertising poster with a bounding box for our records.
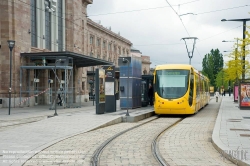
[99,69,105,102]
[240,83,250,107]
[234,86,238,102]
[209,86,214,94]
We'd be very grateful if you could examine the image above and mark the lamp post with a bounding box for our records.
[221,18,250,80]
[122,58,130,116]
[181,37,198,65]
[7,40,15,115]
[54,59,62,116]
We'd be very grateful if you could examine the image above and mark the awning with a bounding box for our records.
[21,51,113,68]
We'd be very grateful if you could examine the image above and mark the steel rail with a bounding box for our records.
[152,118,184,166]
[90,117,159,166]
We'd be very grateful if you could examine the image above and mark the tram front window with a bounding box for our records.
[155,69,189,99]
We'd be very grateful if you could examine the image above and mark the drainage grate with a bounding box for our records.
[240,134,250,137]
[243,117,250,119]
[230,128,250,131]
[227,119,242,122]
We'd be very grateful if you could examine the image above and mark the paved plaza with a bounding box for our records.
[0,96,249,166]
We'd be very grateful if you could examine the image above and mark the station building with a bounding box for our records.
[0,0,133,108]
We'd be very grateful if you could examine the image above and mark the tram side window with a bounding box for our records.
[195,74,198,97]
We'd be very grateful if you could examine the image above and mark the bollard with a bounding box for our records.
[216,97,218,102]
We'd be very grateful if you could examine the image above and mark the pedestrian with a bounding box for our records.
[223,88,226,96]
[57,88,63,106]
[215,90,220,102]
[228,86,231,96]
[148,85,154,106]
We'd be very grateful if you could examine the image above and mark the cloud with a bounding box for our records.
[88,0,250,70]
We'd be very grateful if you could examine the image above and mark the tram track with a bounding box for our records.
[90,116,159,166]
[91,116,184,166]
[152,118,183,166]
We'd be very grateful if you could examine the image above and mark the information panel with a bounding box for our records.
[105,82,114,95]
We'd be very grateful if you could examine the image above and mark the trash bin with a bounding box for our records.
[97,103,105,114]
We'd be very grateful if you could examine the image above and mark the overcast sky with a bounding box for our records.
[87,0,250,71]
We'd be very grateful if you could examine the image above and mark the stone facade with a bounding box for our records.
[141,55,151,75]
[0,0,132,107]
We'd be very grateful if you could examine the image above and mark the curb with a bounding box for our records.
[212,97,250,166]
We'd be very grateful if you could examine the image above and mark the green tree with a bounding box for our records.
[202,49,224,86]
[215,69,229,90]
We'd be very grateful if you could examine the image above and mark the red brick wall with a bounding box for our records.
[0,0,31,98]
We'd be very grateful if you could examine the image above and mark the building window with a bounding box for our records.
[118,47,121,55]
[30,0,37,47]
[103,41,106,49]
[58,0,63,51]
[90,36,94,44]
[45,0,51,50]
[82,81,85,90]
[97,38,100,47]
[108,43,111,50]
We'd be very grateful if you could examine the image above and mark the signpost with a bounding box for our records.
[103,65,116,113]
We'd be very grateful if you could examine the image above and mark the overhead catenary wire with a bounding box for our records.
[164,0,203,60]
[87,0,200,17]
[133,25,243,47]
[16,0,247,49]
[87,3,249,17]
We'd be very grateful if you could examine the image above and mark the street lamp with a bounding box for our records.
[181,37,198,65]
[54,59,64,116]
[122,58,130,116]
[221,18,250,80]
[7,40,15,115]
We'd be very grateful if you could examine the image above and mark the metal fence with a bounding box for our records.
[17,87,84,109]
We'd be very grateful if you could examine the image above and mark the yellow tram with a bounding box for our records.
[154,64,210,114]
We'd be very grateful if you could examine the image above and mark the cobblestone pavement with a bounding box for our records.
[159,98,235,166]
[0,112,121,166]
[23,117,157,166]
[100,118,181,166]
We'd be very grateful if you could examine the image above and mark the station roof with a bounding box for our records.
[21,51,113,68]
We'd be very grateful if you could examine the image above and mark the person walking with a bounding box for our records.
[215,90,220,102]
[57,88,63,106]
[148,85,154,106]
